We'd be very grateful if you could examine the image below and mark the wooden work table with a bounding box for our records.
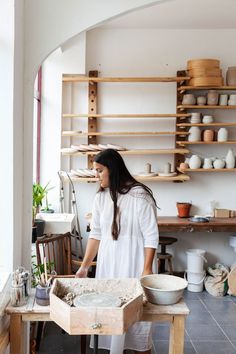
[158,217,236,233]
[5,290,189,354]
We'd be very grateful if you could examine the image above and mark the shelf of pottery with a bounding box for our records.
[60,71,190,182]
[176,59,236,174]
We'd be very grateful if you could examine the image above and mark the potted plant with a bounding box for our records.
[32,182,52,242]
[31,256,55,306]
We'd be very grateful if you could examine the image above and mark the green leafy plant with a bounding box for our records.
[31,255,55,287]
[32,182,52,226]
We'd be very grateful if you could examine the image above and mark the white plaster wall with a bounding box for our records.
[40,33,86,206]
[86,28,236,269]
[22,0,163,270]
[42,28,236,270]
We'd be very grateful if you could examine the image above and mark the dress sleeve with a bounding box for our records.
[138,195,159,248]
[89,193,101,240]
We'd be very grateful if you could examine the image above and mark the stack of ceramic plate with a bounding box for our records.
[71,169,96,177]
[61,147,78,153]
[187,59,223,87]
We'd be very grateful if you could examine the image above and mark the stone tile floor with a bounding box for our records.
[37,290,236,354]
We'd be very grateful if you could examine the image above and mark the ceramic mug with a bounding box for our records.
[219,94,228,106]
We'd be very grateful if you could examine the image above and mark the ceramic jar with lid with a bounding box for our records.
[188,126,201,142]
[217,127,228,142]
[207,90,219,105]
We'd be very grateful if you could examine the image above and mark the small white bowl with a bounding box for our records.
[140,274,188,305]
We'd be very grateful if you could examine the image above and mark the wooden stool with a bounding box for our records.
[157,236,177,274]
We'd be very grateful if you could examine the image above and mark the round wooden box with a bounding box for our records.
[187,58,220,70]
[189,76,223,87]
[188,67,222,78]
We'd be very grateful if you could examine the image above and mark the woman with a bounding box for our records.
[76,149,159,353]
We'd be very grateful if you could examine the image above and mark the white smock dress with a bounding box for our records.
[89,186,159,351]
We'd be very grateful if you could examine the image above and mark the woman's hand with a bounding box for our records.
[141,269,153,277]
[75,266,89,278]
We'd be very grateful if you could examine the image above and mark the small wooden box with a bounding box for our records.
[50,278,143,335]
[214,208,230,218]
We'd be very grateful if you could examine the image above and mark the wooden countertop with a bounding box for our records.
[158,217,236,232]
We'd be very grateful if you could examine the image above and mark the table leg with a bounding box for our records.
[169,315,185,354]
[10,314,24,354]
[94,334,98,354]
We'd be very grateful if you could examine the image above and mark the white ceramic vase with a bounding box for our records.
[213,159,225,169]
[225,149,235,169]
[189,155,202,169]
[203,158,213,169]
[217,128,228,142]
[188,126,201,142]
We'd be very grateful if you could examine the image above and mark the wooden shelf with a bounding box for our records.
[67,174,190,182]
[61,148,190,156]
[62,113,190,119]
[177,122,236,127]
[62,131,189,137]
[62,75,190,83]
[177,167,236,172]
[178,86,236,92]
[177,105,236,110]
[177,140,236,145]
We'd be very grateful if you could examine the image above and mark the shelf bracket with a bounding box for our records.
[88,70,98,168]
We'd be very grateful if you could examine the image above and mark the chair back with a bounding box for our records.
[36,232,72,275]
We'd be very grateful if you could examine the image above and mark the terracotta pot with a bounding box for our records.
[176,202,192,218]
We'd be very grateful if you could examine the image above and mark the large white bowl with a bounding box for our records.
[140,274,188,305]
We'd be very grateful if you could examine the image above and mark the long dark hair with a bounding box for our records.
[94,149,157,240]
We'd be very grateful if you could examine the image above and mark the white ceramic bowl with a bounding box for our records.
[140,274,188,305]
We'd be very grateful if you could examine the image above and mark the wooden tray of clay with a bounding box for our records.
[50,278,143,335]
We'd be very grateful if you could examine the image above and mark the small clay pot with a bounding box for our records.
[176,202,192,218]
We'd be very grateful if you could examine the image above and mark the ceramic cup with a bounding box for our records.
[219,94,228,106]
[207,90,219,105]
[202,115,213,124]
[226,67,236,86]
[197,96,207,105]
[182,94,196,105]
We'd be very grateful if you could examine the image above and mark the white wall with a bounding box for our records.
[41,28,236,270]
[22,0,162,270]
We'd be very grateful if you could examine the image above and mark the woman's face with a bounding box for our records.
[93,162,109,188]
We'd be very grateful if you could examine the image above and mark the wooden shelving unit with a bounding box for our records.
[62,113,190,119]
[177,122,236,127]
[68,174,190,183]
[61,71,192,182]
[63,75,190,83]
[178,85,236,92]
[177,105,236,110]
[176,70,236,175]
[62,131,189,137]
[61,148,190,156]
[176,141,236,145]
[178,167,236,173]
